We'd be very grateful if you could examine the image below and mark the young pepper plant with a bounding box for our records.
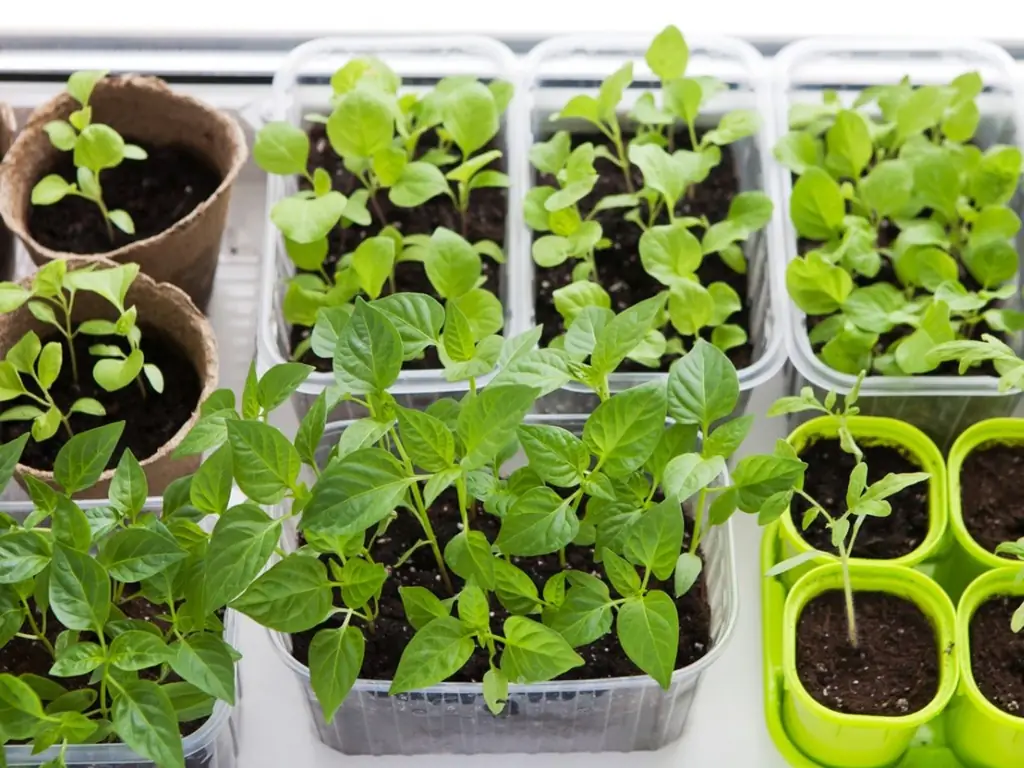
[0,423,251,768]
[780,73,1024,376]
[31,70,147,241]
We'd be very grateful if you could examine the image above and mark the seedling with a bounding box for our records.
[527,25,771,362]
[779,73,1024,376]
[930,333,1024,391]
[766,370,867,462]
[254,60,511,324]
[0,262,164,442]
[31,70,147,242]
[993,539,1024,632]
[0,424,245,768]
[175,290,804,720]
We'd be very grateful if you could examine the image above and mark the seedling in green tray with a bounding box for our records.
[766,370,867,461]
[780,71,1024,377]
[0,261,164,442]
[527,25,772,362]
[31,70,148,241]
[993,538,1024,632]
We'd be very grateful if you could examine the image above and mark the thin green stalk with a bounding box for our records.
[609,122,633,193]
[689,487,709,554]
[20,597,54,657]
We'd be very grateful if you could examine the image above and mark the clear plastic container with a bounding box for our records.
[268,415,739,755]
[772,37,1024,452]
[0,498,241,768]
[255,36,522,421]
[512,35,788,417]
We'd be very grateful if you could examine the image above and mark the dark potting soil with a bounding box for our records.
[794,438,930,559]
[0,326,201,471]
[533,129,755,373]
[290,490,712,683]
[960,444,1024,553]
[796,590,940,716]
[290,126,507,372]
[28,142,221,255]
[970,596,1024,715]
[0,597,211,740]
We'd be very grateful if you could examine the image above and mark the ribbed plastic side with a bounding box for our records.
[270,416,739,755]
[771,38,1024,452]
[513,34,787,417]
[254,35,522,421]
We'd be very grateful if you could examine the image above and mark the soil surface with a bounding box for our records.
[28,141,221,254]
[290,489,712,682]
[794,438,929,559]
[290,126,507,372]
[960,444,1024,553]
[796,590,941,715]
[0,326,201,471]
[970,596,1024,715]
[0,596,211,739]
[533,129,755,373]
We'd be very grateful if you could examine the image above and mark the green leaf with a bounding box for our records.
[912,150,960,219]
[74,123,125,171]
[790,167,844,240]
[99,525,186,582]
[597,62,633,121]
[226,419,301,504]
[271,192,347,244]
[443,82,499,156]
[646,25,688,81]
[674,552,703,596]
[257,363,314,414]
[333,298,403,395]
[0,433,29,490]
[786,253,854,315]
[0,530,51,583]
[109,449,147,519]
[666,339,738,427]
[703,414,755,459]
[583,381,666,477]
[441,300,476,363]
[825,110,872,179]
[112,680,184,768]
[702,110,758,146]
[543,578,613,647]
[189,443,233,516]
[399,586,451,630]
[53,422,124,494]
[774,131,823,174]
[530,131,571,174]
[662,453,725,503]
[496,487,579,557]
[339,558,387,611]
[425,228,481,300]
[628,143,696,209]
[389,161,450,207]
[253,121,310,175]
[205,503,281,611]
[389,616,474,693]
[603,548,641,597]
[483,668,508,715]
[552,281,611,325]
[895,300,955,375]
[327,88,395,158]
[231,555,333,633]
[501,616,584,683]
[302,448,415,536]
[667,281,714,336]
[52,497,91,552]
[444,530,496,590]
[624,498,683,580]
[971,146,1022,207]
[373,293,444,359]
[617,591,678,689]
[732,454,807,513]
[859,159,912,218]
[965,239,1019,289]
[639,224,702,286]
[32,174,73,205]
[49,545,109,632]
[457,385,538,471]
[350,237,396,300]
[517,424,587,488]
[109,630,175,672]
[309,625,365,721]
[50,641,105,677]
[394,406,454,472]
[170,633,236,705]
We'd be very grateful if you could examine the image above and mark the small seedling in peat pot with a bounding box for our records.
[764,447,929,646]
[527,25,772,367]
[779,71,1024,376]
[31,70,148,241]
[0,423,245,768]
[182,292,806,720]
[0,261,164,442]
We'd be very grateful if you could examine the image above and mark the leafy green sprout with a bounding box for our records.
[0,262,164,443]
[0,423,245,768]
[527,25,770,362]
[779,73,1024,377]
[993,539,1024,633]
[929,333,1024,391]
[766,370,868,462]
[31,70,147,242]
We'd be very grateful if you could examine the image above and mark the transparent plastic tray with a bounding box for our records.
[772,37,1024,451]
[255,35,522,420]
[0,496,241,768]
[513,34,788,416]
[268,415,739,755]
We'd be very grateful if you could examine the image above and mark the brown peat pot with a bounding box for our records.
[0,103,16,282]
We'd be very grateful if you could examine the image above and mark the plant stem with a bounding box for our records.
[20,597,54,657]
[607,121,634,193]
[840,551,858,648]
[689,487,709,554]
[686,121,698,154]
[558,548,567,567]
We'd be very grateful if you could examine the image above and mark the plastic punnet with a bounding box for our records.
[772,37,1024,452]
[947,568,1024,768]
[778,415,948,585]
[268,415,739,755]
[514,34,787,416]
[255,35,521,420]
[781,562,958,768]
